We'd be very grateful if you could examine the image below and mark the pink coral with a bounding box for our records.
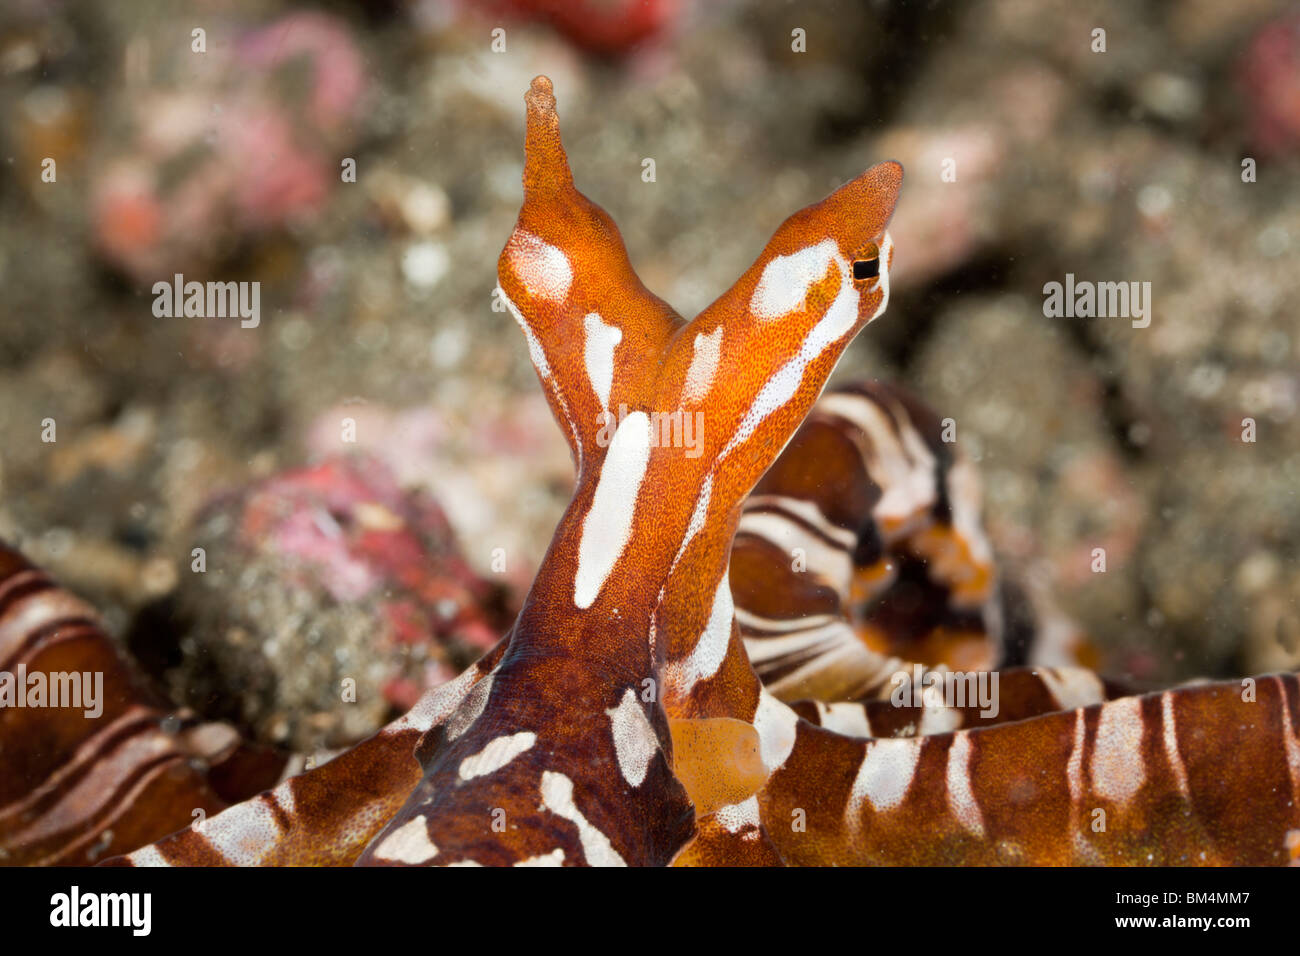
[1240,13,1300,158]
[215,456,510,712]
[90,12,366,281]
[236,11,366,131]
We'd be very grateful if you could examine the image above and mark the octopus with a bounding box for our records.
[2,77,1298,867]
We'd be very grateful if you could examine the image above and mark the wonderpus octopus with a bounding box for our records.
[3,76,1299,867]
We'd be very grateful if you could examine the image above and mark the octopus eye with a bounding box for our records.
[852,244,881,282]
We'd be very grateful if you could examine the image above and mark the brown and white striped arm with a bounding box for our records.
[760,676,1300,865]
[0,543,283,865]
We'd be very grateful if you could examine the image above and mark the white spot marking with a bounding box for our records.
[945,734,985,837]
[743,494,857,550]
[514,848,566,867]
[574,412,652,608]
[743,621,898,703]
[508,230,573,301]
[198,796,285,865]
[666,572,734,693]
[734,608,840,636]
[723,246,860,460]
[736,510,854,595]
[750,239,838,319]
[1091,697,1146,806]
[126,845,170,867]
[583,312,622,411]
[682,326,724,403]
[373,814,439,864]
[946,458,995,577]
[0,587,97,660]
[918,702,962,736]
[752,691,799,773]
[498,287,584,474]
[539,771,627,867]
[816,391,935,535]
[1037,667,1106,711]
[398,662,488,734]
[498,286,553,378]
[715,795,761,836]
[872,232,893,321]
[605,689,659,787]
[740,620,858,664]
[667,474,713,575]
[847,737,923,816]
[821,701,873,737]
[457,731,537,781]
[1066,709,1086,803]
[1160,692,1190,798]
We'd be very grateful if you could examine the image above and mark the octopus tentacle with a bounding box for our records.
[497,75,684,476]
[116,641,507,866]
[787,665,1111,738]
[759,675,1300,865]
[0,544,283,865]
[736,382,1003,702]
